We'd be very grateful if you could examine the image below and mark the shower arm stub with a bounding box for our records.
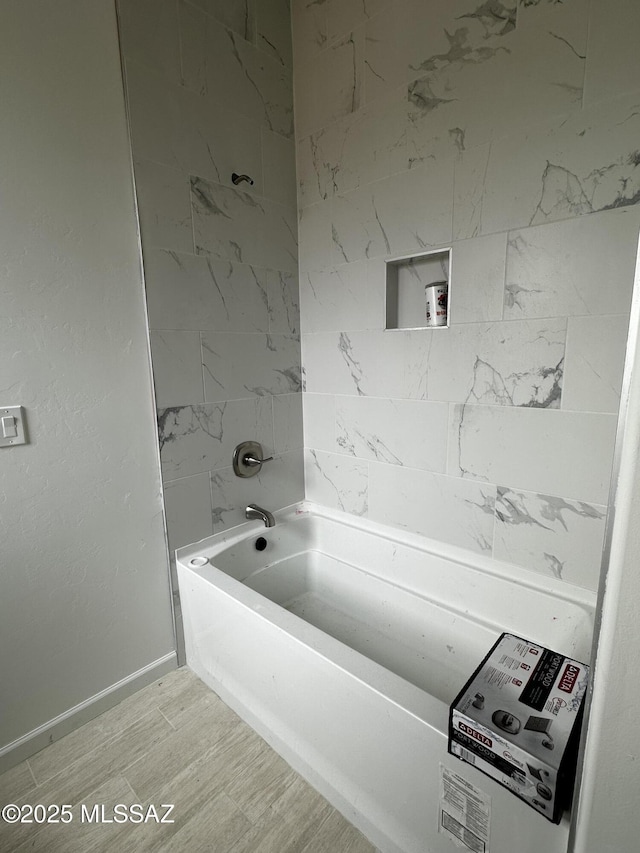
[231,172,254,186]
[233,440,273,478]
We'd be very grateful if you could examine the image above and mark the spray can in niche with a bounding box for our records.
[425,281,448,327]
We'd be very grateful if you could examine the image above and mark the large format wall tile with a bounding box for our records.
[336,396,449,471]
[331,161,454,263]
[503,0,588,127]
[583,0,640,107]
[299,260,382,333]
[158,398,273,480]
[256,0,293,68]
[494,487,607,592]
[515,0,589,46]
[299,231,506,334]
[505,208,640,320]
[273,394,304,454]
[425,319,566,407]
[262,129,297,207]
[326,0,390,45]
[402,0,586,159]
[195,15,293,137]
[188,0,255,41]
[134,159,194,253]
[304,320,566,408]
[297,91,409,206]
[305,449,368,516]
[394,0,517,97]
[126,59,264,195]
[303,330,409,398]
[163,473,214,555]
[122,0,302,552]
[453,93,640,238]
[293,0,639,588]
[191,176,298,273]
[150,330,204,408]
[126,59,192,173]
[201,332,301,402]
[448,233,506,324]
[383,0,587,157]
[210,450,305,531]
[292,55,316,141]
[562,314,629,414]
[303,393,337,452]
[297,30,366,135]
[361,2,406,105]
[368,462,496,556]
[181,2,293,135]
[179,0,208,95]
[292,0,328,64]
[267,269,300,335]
[298,202,333,272]
[118,0,182,84]
[448,404,617,505]
[144,250,270,333]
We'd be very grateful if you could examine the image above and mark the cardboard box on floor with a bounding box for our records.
[449,633,589,823]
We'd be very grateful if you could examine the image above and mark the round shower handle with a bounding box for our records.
[233,440,273,478]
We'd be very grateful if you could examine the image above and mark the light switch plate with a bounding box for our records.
[0,406,27,447]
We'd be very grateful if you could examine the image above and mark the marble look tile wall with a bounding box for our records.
[294,0,640,591]
[118,0,302,559]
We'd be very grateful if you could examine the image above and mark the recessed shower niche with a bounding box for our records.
[385,248,451,330]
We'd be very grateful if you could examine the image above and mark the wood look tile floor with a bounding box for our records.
[0,668,378,853]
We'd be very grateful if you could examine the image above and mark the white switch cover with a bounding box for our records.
[0,406,27,447]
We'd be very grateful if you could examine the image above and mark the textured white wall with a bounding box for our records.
[0,0,175,756]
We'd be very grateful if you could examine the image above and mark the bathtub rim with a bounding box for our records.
[176,499,597,617]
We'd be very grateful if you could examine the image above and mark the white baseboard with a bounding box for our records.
[0,652,177,775]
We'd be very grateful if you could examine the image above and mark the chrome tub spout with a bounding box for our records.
[245,504,275,528]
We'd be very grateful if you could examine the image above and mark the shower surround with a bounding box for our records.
[118,0,640,595]
[294,0,640,594]
[117,0,303,565]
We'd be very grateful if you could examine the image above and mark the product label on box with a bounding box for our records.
[449,633,589,822]
[439,765,491,853]
[519,649,566,711]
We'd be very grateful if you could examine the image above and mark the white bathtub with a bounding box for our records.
[177,501,595,853]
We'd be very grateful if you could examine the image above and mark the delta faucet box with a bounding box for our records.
[449,633,589,823]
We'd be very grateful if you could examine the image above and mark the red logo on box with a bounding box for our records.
[459,721,492,748]
[558,664,580,693]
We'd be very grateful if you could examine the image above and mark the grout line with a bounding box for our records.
[25,759,38,789]
[188,170,197,256]
[121,771,141,803]
[122,773,139,801]
[444,401,452,477]
[224,787,258,827]
[199,331,207,404]
[488,481,499,560]
[158,707,179,732]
